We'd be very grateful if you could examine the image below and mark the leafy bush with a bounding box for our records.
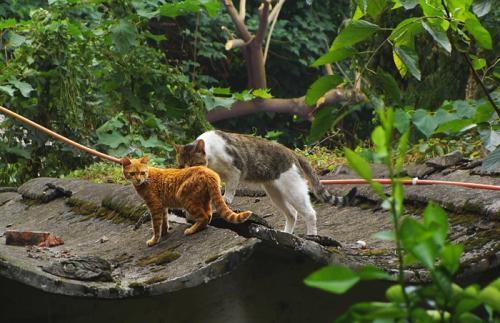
[0,0,208,186]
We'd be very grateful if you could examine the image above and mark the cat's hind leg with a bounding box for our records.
[183,206,210,235]
[271,165,318,235]
[263,183,298,234]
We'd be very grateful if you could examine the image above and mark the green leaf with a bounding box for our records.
[396,130,410,174]
[481,146,500,172]
[376,69,401,103]
[471,57,486,70]
[423,202,448,247]
[371,126,388,158]
[399,0,418,9]
[9,78,33,97]
[307,106,336,144]
[7,31,25,48]
[304,266,360,294]
[400,217,437,269]
[473,102,494,123]
[202,94,235,111]
[330,20,381,51]
[110,20,137,54]
[0,85,15,96]
[311,48,355,67]
[432,268,452,295]
[393,109,410,133]
[201,0,220,16]
[478,127,500,152]
[386,285,405,303]
[0,18,17,29]
[357,265,391,280]
[440,244,463,274]
[139,135,164,148]
[390,17,423,47]
[252,88,273,99]
[393,46,421,80]
[211,87,231,95]
[435,118,476,134]
[344,148,373,181]
[479,286,500,311]
[412,109,437,138]
[465,16,492,50]
[97,130,130,149]
[421,21,451,53]
[472,0,492,17]
[457,313,484,323]
[305,75,343,107]
[360,0,387,19]
[372,230,395,241]
[159,0,200,17]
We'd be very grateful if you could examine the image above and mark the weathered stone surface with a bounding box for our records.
[0,160,498,298]
[42,256,113,282]
[426,150,464,168]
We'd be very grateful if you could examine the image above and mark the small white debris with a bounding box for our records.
[96,236,109,244]
[355,240,367,248]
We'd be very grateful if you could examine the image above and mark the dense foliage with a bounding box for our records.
[0,0,208,185]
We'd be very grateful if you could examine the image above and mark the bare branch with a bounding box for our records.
[222,0,252,41]
[225,38,253,50]
[324,64,334,75]
[255,0,271,44]
[205,88,364,123]
[239,0,246,20]
[267,0,285,23]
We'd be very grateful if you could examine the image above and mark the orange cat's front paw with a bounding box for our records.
[146,237,159,247]
[184,227,195,235]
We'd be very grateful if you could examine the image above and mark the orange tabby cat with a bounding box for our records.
[121,156,252,247]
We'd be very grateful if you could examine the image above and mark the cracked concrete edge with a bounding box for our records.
[0,238,260,299]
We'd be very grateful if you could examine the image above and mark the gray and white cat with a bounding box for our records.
[174,130,354,235]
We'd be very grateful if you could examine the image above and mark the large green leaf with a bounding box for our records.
[423,202,448,247]
[7,31,25,48]
[390,17,423,47]
[478,127,500,152]
[0,85,15,96]
[478,286,500,311]
[159,0,200,17]
[357,266,391,280]
[393,46,421,80]
[200,0,220,16]
[304,266,360,294]
[330,20,381,51]
[110,20,137,53]
[355,0,387,19]
[481,146,500,172]
[412,109,437,137]
[311,48,355,67]
[473,102,494,123]
[465,16,492,50]
[472,0,492,17]
[201,94,235,111]
[97,130,130,149]
[9,78,33,97]
[375,69,401,103]
[393,108,410,133]
[435,118,476,134]
[307,106,336,144]
[304,75,343,107]
[440,244,463,274]
[344,148,373,181]
[0,18,17,29]
[399,0,418,9]
[421,21,451,53]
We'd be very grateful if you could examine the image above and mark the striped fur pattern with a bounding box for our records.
[174,131,350,235]
[122,156,252,247]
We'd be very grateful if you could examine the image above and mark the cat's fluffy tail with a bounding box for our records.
[296,156,357,206]
[208,178,252,223]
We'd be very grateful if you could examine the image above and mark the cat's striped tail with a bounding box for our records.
[296,156,357,206]
[207,178,252,223]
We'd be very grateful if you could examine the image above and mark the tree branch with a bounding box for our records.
[205,88,364,123]
[255,0,271,44]
[222,0,252,41]
[225,38,253,50]
[267,0,285,23]
[239,0,246,20]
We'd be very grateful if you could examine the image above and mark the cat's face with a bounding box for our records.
[122,156,149,185]
[174,139,207,168]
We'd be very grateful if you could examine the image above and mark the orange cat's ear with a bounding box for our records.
[140,156,149,164]
[121,157,131,166]
[195,139,205,152]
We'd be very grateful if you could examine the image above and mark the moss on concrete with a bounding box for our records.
[144,274,169,285]
[137,249,181,267]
